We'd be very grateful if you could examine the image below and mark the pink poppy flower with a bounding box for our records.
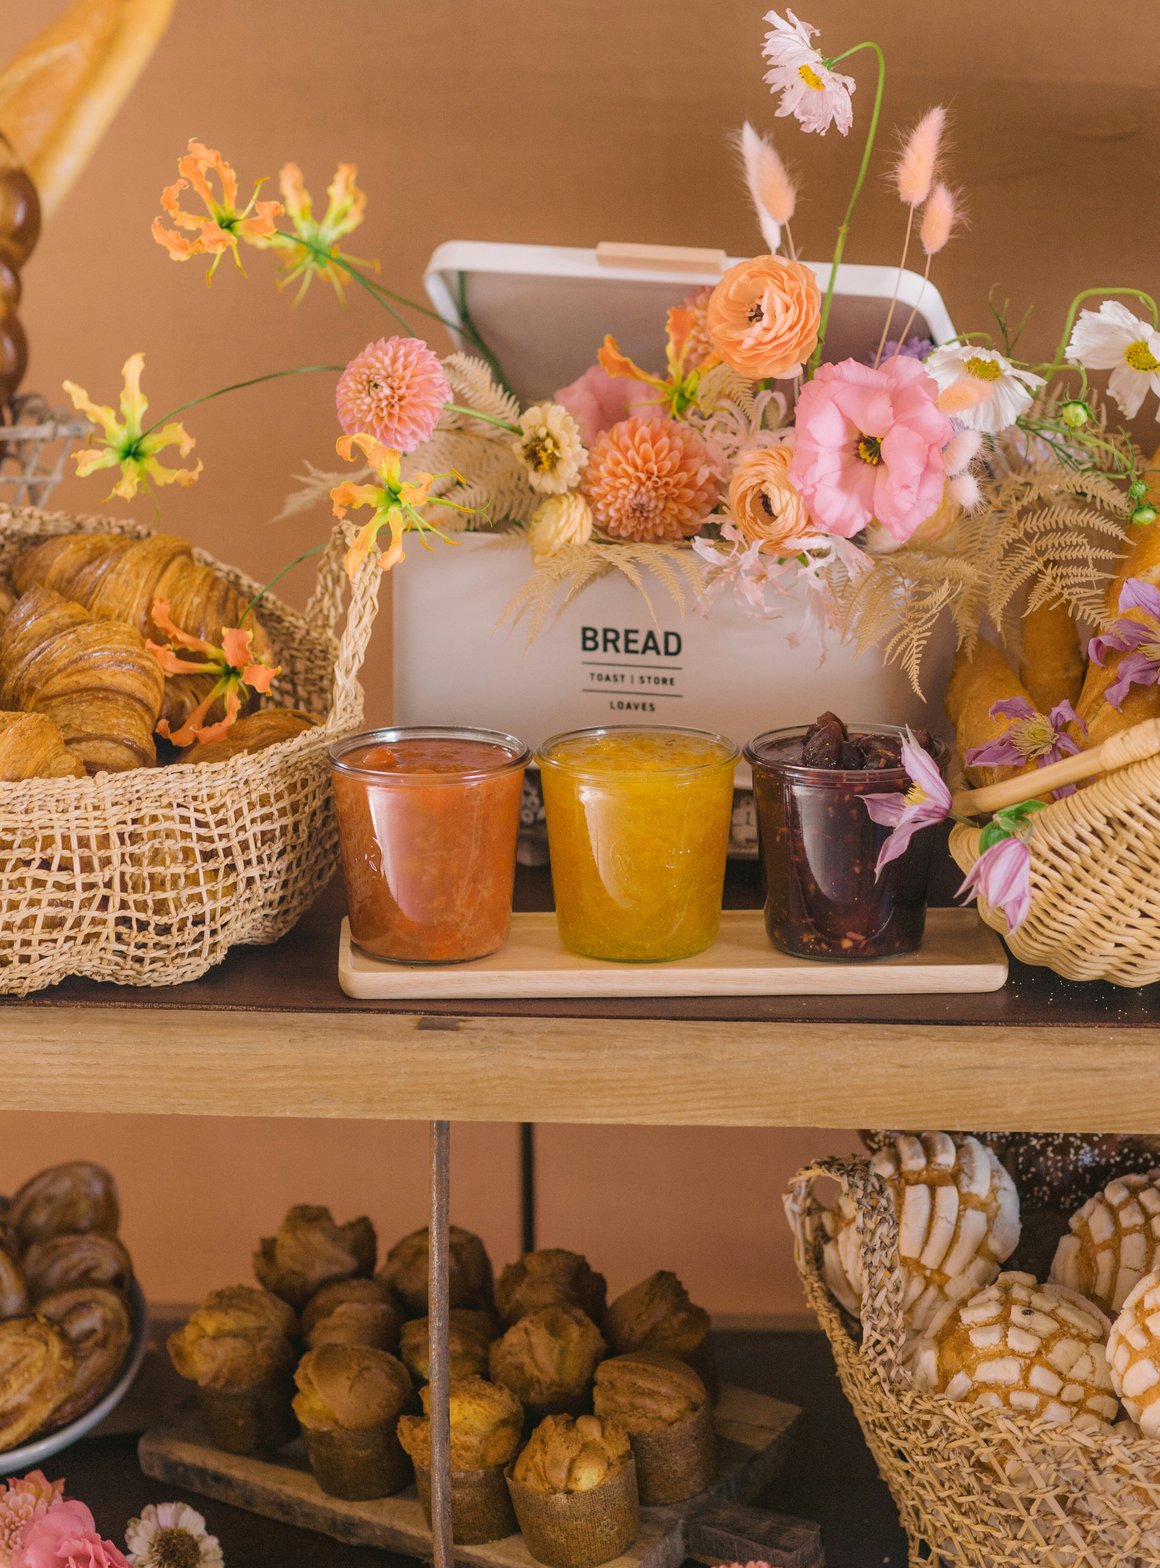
[12,1500,129,1568]
[790,356,953,542]
[957,835,1033,933]
[553,365,645,447]
[1088,577,1160,708]
[862,731,951,873]
[965,697,1087,798]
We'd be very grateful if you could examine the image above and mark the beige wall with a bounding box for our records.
[3,0,1159,1312]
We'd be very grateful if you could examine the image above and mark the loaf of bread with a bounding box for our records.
[183,708,316,766]
[0,586,164,772]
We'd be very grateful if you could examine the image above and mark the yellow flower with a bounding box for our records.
[152,140,283,276]
[330,433,472,579]
[63,353,201,501]
[266,162,371,302]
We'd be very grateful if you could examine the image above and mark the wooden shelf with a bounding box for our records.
[2,862,1158,1130]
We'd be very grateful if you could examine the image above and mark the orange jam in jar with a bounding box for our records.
[538,726,739,962]
[329,727,530,964]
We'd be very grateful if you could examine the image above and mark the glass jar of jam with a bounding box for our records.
[745,721,948,961]
[538,725,739,962]
[329,726,530,964]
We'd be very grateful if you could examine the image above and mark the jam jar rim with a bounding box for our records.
[537,722,741,779]
[328,724,531,786]
[743,721,948,782]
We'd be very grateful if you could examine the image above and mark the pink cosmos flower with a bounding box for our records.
[862,731,951,873]
[790,356,953,542]
[11,1501,129,1568]
[553,365,646,447]
[957,836,1033,933]
[1088,577,1160,708]
[335,336,450,454]
[0,1475,65,1567]
[965,697,1087,798]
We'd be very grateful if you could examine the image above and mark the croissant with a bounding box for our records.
[1019,599,1084,715]
[0,578,13,621]
[38,1284,133,1428]
[0,587,163,772]
[945,639,1037,788]
[0,711,85,780]
[183,708,317,766]
[12,531,275,731]
[0,1317,75,1449]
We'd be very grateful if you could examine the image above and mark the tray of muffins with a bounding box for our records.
[0,1161,149,1470]
[141,1210,812,1568]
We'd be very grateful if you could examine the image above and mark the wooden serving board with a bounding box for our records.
[140,1383,821,1568]
[338,907,1007,999]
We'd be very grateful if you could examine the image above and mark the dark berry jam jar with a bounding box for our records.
[745,722,948,961]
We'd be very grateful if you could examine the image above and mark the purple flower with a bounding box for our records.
[862,731,951,873]
[965,696,1087,797]
[863,336,934,365]
[957,835,1033,932]
[1089,578,1160,710]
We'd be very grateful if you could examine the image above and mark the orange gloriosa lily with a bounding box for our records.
[598,306,719,418]
[330,432,473,580]
[152,140,283,275]
[268,161,372,302]
[146,597,281,747]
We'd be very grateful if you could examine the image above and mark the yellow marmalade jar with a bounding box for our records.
[538,726,740,962]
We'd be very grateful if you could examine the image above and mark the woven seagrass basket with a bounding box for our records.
[787,1157,1160,1567]
[949,717,1160,988]
[0,504,381,994]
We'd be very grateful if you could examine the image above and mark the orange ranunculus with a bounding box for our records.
[728,442,813,553]
[706,255,821,380]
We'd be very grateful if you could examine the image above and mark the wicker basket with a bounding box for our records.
[0,504,381,994]
[786,1156,1160,1567]
[948,718,1160,988]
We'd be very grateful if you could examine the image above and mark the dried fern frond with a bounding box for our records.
[412,428,536,530]
[441,353,522,431]
[274,461,361,523]
[499,541,706,646]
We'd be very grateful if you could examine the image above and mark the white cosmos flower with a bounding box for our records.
[512,402,587,494]
[1066,300,1160,421]
[924,344,1045,434]
[125,1502,224,1568]
[762,10,856,136]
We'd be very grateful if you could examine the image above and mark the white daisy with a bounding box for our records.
[762,10,856,137]
[512,402,587,495]
[923,344,1045,434]
[1066,300,1160,421]
[125,1502,224,1568]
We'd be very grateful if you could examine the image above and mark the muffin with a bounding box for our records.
[293,1344,413,1499]
[400,1307,498,1384]
[379,1224,494,1315]
[0,1317,76,1450]
[8,1162,120,1247]
[38,1284,133,1428]
[496,1251,607,1326]
[254,1204,377,1310]
[301,1278,404,1352]
[489,1306,606,1424]
[398,1376,523,1543]
[508,1413,638,1568]
[604,1271,714,1391]
[168,1285,298,1453]
[23,1232,133,1301]
[593,1351,717,1503]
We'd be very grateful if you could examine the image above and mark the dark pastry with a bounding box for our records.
[489,1305,605,1420]
[168,1285,298,1453]
[0,1316,75,1449]
[301,1277,404,1352]
[254,1204,377,1310]
[593,1350,718,1503]
[400,1307,497,1383]
[508,1412,639,1568]
[293,1344,413,1500]
[8,1161,119,1247]
[38,1284,133,1427]
[496,1250,606,1326]
[379,1224,493,1315]
[23,1231,133,1300]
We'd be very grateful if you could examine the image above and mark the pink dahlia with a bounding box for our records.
[335,335,450,454]
[582,416,719,543]
[11,1500,128,1568]
[0,1475,65,1567]
[790,356,953,543]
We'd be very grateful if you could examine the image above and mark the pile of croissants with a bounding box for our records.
[0,1160,136,1451]
[0,529,317,783]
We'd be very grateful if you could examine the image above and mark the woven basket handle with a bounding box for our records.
[310,523,384,733]
[951,716,1160,816]
[785,1156,907,1388]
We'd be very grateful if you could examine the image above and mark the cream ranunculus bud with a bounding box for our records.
[529,493,594,565]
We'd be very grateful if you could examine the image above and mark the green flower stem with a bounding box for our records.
[444,403,519,435]
[241,542,328,624]
[807,39,887,379]
[1050,286,1160,372]
[141,364,344,438]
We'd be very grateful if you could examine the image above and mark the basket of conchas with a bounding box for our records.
[0,507,380,992]
[788,1135,1160,1567]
